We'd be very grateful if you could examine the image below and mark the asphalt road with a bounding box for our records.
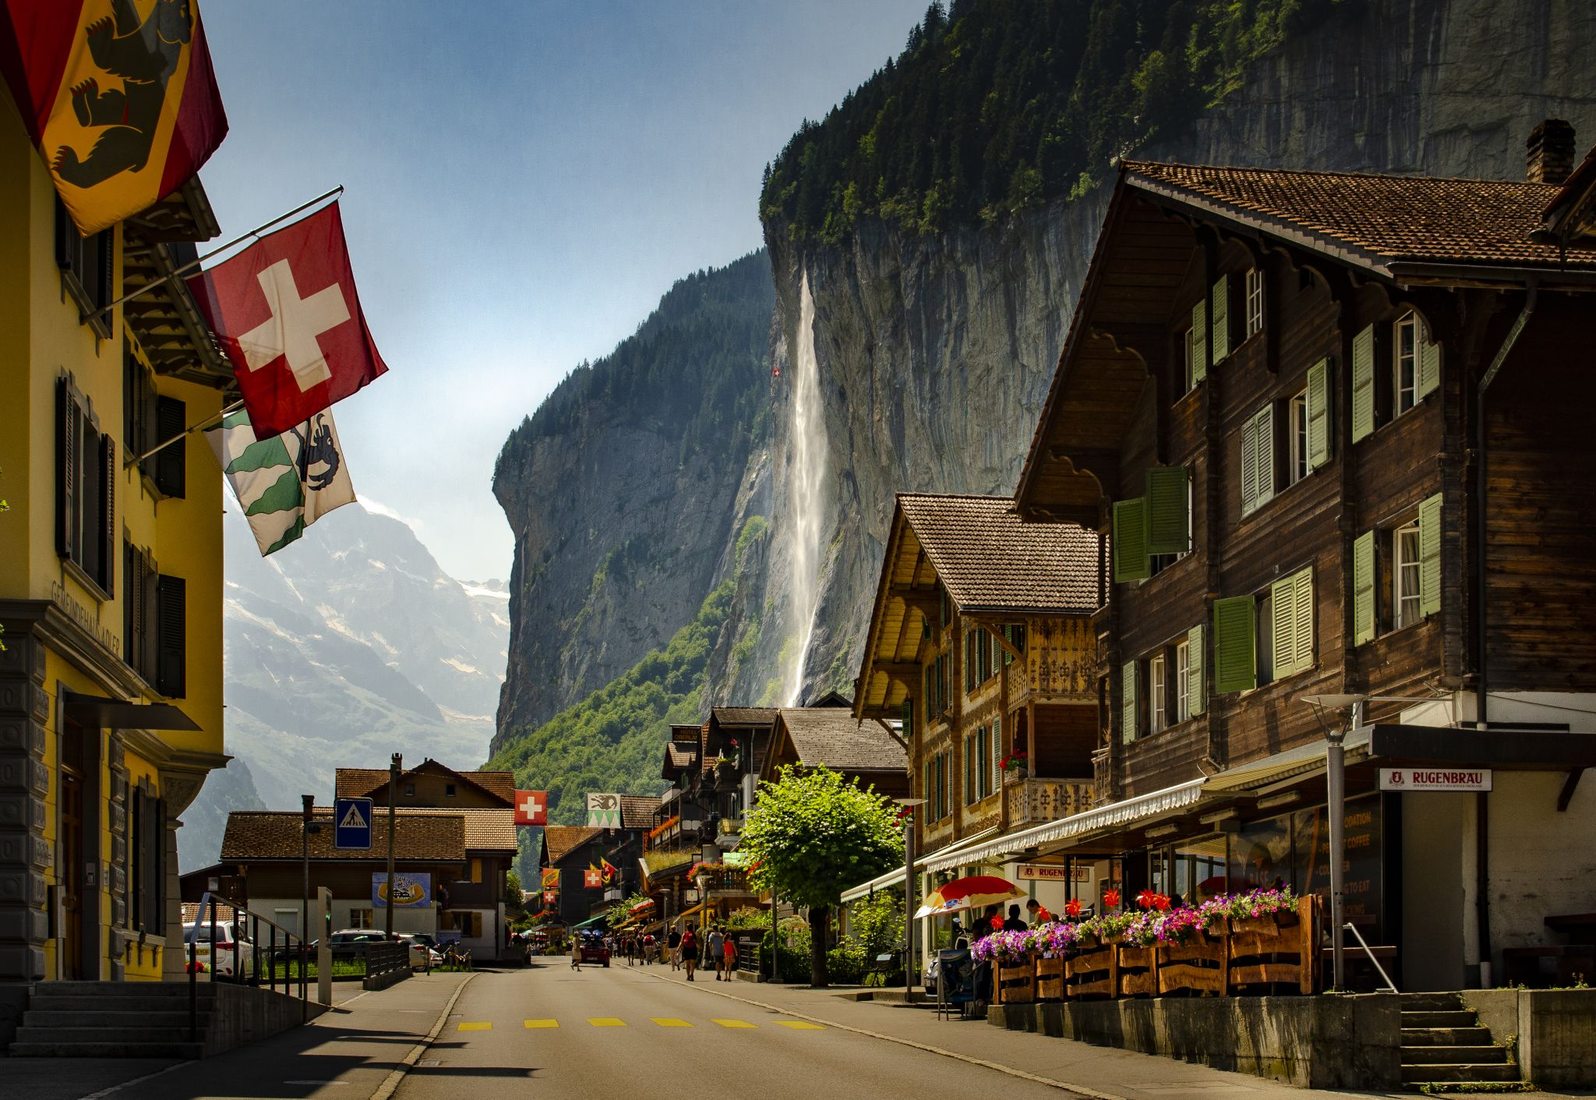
[396,960,1086,1100]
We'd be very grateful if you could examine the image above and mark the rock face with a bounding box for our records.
[494,0,1596,735]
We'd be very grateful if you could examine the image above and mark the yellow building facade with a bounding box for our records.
[1,85,230,984]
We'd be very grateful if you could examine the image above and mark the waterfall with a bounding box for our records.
[782,271,826,706]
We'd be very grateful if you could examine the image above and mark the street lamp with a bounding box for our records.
[894,797,927,992]
[1302,693,1366,993]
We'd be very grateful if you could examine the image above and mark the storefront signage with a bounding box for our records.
[1378,768,1492,792]
[1016,863,1091,882]
[371,872,432,908]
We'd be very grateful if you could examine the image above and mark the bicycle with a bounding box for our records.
[440,943,473,971]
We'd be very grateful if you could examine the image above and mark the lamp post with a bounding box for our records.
[1302,694,1367,993]
[894,797,927,992]
[385,752,401,937]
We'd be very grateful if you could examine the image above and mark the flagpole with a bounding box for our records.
[90,185,345,323]
[122,398,245,470]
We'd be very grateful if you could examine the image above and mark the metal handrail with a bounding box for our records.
[1341,921,1398,993]
[186,892,312,1041]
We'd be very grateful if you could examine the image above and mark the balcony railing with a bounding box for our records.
[1005,777,1094,829]
[695,866,754,896]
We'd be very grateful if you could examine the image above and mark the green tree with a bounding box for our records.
[741,765,902,987]
[505,869,525,919]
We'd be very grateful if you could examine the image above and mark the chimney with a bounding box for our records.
[1526,119,1576,185]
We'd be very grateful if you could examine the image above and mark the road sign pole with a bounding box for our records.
[386,754,401,936]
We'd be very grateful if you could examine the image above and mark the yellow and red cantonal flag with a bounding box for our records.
[0,0,228,235]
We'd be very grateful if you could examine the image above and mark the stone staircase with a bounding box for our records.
[8,981,215,1058]
[1400,992,1520,1089]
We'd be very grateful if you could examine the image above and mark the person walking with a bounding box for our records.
[721,929,737,981]
[681,925,698,981]
[569,934,581,971]
[708,925,725,981]
[668,926,682,970]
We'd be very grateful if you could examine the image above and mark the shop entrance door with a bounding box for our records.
[60,746,85,979]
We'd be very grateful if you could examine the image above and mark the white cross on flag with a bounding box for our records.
[514,789,548,827]
[187,201,389,438]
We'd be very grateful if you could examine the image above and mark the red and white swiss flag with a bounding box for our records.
[188,201,389,438]
[514,789,548,827]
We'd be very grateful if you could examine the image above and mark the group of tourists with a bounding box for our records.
[669,923,738,981]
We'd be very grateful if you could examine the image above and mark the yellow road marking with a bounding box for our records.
[457,1022,492,1031]
[588,1017,626,1027]
[523,1019,559,1029]
[712,1018,756,1029]
[778,1021,825,1030]
[651,1017,693,1027]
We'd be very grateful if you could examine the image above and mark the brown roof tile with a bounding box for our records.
[334,764,515,806]
[542,825,603,864]
[619,795,662,830]
[220,810,464,862]
[335,769,387,799]
[403,808,517,853]
[897,494,1102,614]
[776,708,907,774]
[711,707,780,727]
[1122,161,1596,274]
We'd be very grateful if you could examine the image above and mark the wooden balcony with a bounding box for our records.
[1005,777,1094,829]
[695,866,755,898]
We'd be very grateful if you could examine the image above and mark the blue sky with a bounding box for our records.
[198,1,928,580]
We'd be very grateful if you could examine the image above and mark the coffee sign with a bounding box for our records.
[1379,768,1492,792]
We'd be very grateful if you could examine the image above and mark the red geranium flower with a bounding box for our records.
[990,915,1003,931]
[1153,893,1171,912]
[1037,906,1052,922]
[1137,889,1158,910]
[1065,898,1082,917]
[1102,888,1121,909]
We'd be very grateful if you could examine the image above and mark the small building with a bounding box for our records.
[762,705,912,802]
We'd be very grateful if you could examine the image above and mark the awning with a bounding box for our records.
[840,825,999,903]
[1202,726,1373,794]
[673,901,708,925]
[64,692,200,731]
[570,913,609,930]
[923,779,1210,871]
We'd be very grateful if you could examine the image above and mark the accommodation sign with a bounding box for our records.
[1378,768,1492,792]
[1016,863,1091,882]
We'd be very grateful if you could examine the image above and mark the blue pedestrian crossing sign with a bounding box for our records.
[334,797,374,850]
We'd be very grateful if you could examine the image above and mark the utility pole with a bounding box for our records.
[385,752,401,936]
[301,794,315,1011]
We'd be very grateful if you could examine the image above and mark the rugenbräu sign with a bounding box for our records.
[1378,768,1492,792]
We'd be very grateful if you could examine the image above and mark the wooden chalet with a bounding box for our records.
[961,121,1596,991]
[539,825,607,928]
[846,494,1105,925]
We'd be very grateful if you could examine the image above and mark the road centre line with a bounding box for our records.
[651,1017,693,1027]
[589,1017,627,1026]
[713,1018,756,1028]
[524,1018,560,1028]
[639,969,1114,1100]
[457,1022,492,1031]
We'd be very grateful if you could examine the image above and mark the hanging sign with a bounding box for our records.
[1379,768,1492,792]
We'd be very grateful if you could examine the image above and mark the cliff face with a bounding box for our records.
[742,0,1596,707]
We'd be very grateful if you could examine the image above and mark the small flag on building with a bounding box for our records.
[514,790,548,827]
[187,201,389,439]
[583,866,603,889]
[585,793,620,829]
[601,858,618,885]
[0,0,229,234]
[540,868,559,889]
[207,407,354,556]
[542,889,557,905]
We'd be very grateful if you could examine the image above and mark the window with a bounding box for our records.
[1268,567,1315,679]
[349,908,375,929]
[1175,640,1190,723]
[1245,268,1265,338]
[1149,654,1168,735]
[1288,389,1309,486]
[1394,313,1418,416]
[57,377,115,596]
[1352,316,1439,442]
[1113,465,1191,582]
[1121,660,1139,744]
[445,783,457,798]
[55,199,113,334]
[403,784,415,798]
[1240,404,1275,515]
[1183,325,1198,391]
[1394,521,1422,629]
[130,790,166,933]
[1188,300,1208,387]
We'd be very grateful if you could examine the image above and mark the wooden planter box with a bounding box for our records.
[1226,897,1319,994]
[1117,943,1158,997]
[995,958,1035,1004]
[1065,941,1117,999]
[1034,955,1065,1001]
[1157,931,1227,995]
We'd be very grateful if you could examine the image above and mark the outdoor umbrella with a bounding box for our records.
[913,874,1025,919]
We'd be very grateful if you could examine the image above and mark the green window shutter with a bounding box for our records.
[1351,324,1375,442]
[1419,492,1442,617]
[1190,301,1208,384]
[1187,623,1205,716]
[1112,497,1149,581]
[1306,359,1330,469]
[1417,326,1440,400]
[1293,568,1314,675]
[1211,275,1230,363]
[1145,466,1190,555]
[1121,660,1138,743]
[964,736,973,803]
[1253,405,1275,505]
[1353,531,1375,646]
[1240,414,1259,513]
[992,715,1002,780]
[1270,575,1296,677]
[901,698,914,742]
[1212,596,1257,693]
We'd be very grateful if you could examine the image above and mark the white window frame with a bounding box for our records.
[1245,268,1264,338]
[1287,388,1309,486]
[1185,325,1200,392]
[1149,653,1168,735]
[1175,639,1190,722]
[1394,521,1422,630]
[1394,312,1418,416]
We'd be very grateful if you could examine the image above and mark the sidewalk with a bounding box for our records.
[647,968,1592,1100]
[3,970,470,1100]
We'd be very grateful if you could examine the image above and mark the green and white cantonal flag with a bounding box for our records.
[586,793,621,829]
[206,408,355,556]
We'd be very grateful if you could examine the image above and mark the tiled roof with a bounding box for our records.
[620,795,662,831]
[542,825,603,864]
[333,764,514,805]
[1122,161,1596,274]
[777,708,907,774]
[897,494,1102,613]
[335,769,387,799]
[467,771,515,802]
[665,743,697,768]
[403,808,517,853]
[221,810,464,862]
[711,707,779,727]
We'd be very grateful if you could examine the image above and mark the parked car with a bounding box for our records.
[181,920,255,980]
[577,932,610,967]
[392,932,442,970]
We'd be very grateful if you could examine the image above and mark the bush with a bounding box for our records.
[826,941,867,984]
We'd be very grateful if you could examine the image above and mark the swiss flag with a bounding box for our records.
[514,790,548,827]
[583,868,603,889]
[188,201,388,438]
[542,889,558,905]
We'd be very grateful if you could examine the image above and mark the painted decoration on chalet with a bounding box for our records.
[585,792,621,828]
[371,872,431,908]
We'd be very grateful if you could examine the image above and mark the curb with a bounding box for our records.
[370,971,477,1100]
